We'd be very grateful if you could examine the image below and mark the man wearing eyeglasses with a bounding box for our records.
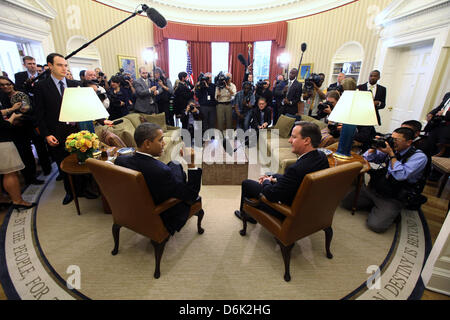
[342,127,428,233]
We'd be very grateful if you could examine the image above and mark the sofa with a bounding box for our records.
[258,114,328,174]
[95,112,183,164]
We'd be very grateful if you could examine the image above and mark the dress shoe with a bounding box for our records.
[234,210,257,224]
[79,190,98,199]
[56,174,63,181]
[62,193,73,205]
[12,202,37,211]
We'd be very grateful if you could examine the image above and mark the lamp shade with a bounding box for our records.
[59,87,109,122]
[328,90,378,126]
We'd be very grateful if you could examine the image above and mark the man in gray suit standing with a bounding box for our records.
[133,66,160,114]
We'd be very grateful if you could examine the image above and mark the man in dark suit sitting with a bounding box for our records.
[234,121,329,223]
[357,70,386,126]
[115,123,202,235]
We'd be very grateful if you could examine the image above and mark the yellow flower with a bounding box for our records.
[85,140,92,148]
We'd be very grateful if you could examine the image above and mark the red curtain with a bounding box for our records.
[228,43,253,92]
[269,40,284,90]
[188,41,212,83]
[154,38,169,77]
[153,21,287,90]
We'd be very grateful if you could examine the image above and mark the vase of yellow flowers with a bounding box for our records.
[65,130,100,164]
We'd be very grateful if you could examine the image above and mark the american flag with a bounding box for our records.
[186,48,194,85]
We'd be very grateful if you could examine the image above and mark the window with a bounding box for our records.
[168,39,188,84]
[252,41,272,83]
[211,42,229,78]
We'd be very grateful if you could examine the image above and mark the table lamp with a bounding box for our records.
[59,87,109,122]
[327,90,378,160]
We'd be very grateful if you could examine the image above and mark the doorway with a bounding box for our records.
[378,40,434,133]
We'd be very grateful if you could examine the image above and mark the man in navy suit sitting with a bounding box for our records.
[234,121,330,223]
[115,123,202,235]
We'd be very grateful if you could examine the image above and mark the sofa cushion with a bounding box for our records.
[300,115,327,130]
[273,115,295,138]
[141,112,168,132]
[123,113,143,128]
[105,118,136,147]
[98,127,127,148]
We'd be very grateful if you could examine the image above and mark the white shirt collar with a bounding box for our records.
[136,151,158,159]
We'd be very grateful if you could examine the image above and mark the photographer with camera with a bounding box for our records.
[215,72,236,131]
[119,71,136,111]
[154,68,174,125]
[249,97,272,133]
[107,75,129,120]
[85,70,110,109]
[95,68,109,90]
[342,127,428,233]
[280,68,303,119]
[303,73,326,119]
[255,78,273,110]
[233,81,255,131]
[134,66,159,115]
[318,90,341,148]
[195,72,217,132]
[174,72,195,119]
[181,100,203,145]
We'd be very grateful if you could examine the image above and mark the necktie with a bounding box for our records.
[59,80,65,97]
[369,84,375,97]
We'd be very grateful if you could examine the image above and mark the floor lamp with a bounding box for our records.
[328,90,378,160]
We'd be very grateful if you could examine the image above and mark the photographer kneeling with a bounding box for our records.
[342,127,428,233]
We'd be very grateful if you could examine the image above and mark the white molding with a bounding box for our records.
[2,0,57,20]
[95,0,356,25]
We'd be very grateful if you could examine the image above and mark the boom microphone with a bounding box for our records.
[301,42,307,52]
[237,53,248,67]
[141,4,167,28]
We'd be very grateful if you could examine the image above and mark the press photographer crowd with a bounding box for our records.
[0,52,449,233]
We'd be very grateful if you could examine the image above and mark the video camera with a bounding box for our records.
[115,68,132,87]
[304,73,322,92]
[317,101,333,119]
[215,72,230,89]
[327,123,340,138]
[256,79,267,89]
[371,134,394,149]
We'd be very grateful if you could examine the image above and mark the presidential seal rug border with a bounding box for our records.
[0,170,432,300]
[0,168,87,300]
[345,209,432,300]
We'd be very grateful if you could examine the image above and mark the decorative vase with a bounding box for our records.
[76,149,93,164]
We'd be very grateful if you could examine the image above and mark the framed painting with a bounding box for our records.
[298,63,313,82]
[117,55,138,80]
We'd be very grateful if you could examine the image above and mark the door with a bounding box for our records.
[67,57,101,81]
[378,40,434,133]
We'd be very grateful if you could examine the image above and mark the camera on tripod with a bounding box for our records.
[371,134,394,149]
[317,101,333,119]
[214,72,230,89]
[304,73,322,92]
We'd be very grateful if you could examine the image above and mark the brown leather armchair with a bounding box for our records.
[241,162,363,281]
[86,158,205,279]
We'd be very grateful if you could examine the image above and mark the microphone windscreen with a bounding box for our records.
[301,43,307,52]
[146,7,167,28]
[237,53,248,67]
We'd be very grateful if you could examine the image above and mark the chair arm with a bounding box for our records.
[260,195,293,218]
[244,197,261,207]
[153,198,182,215]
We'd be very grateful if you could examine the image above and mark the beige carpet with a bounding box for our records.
[35,176,396,300]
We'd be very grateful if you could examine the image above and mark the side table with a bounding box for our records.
[60,154,111,215]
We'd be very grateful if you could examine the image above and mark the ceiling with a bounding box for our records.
[97,0,356,25]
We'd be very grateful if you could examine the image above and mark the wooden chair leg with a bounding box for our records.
[324,227,333,259]
[275,239,295,282]
[239,214,248,236]
[195,209,205,234]
[111,224,121,255]
[151,237,169,279]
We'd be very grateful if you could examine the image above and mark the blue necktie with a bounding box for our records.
[59,80,65,96]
